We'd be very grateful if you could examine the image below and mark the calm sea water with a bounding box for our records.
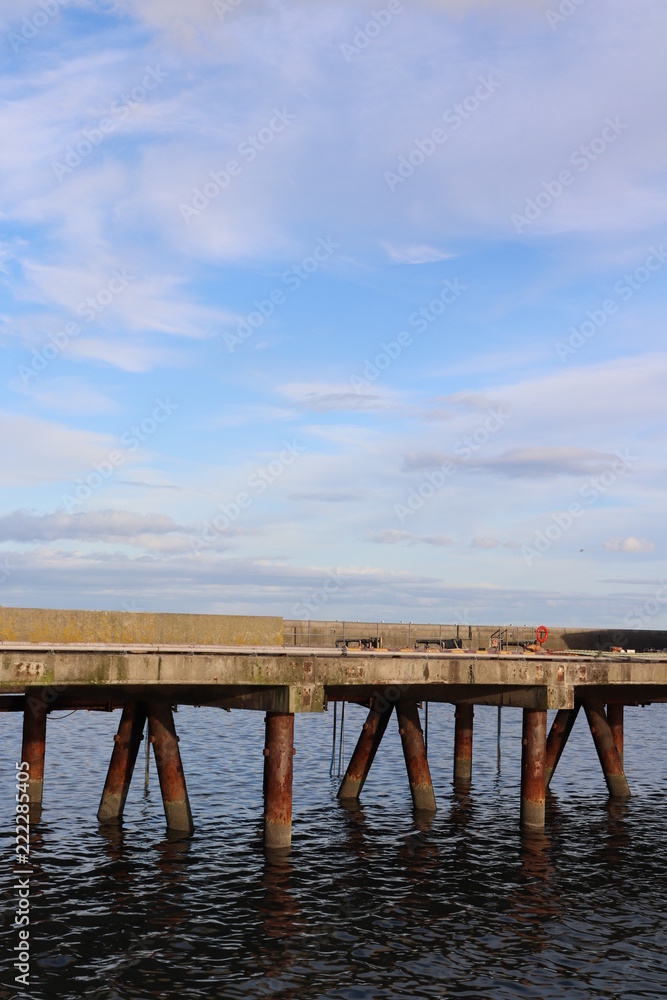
[1,702,666,999]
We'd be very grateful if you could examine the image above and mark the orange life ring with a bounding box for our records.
[536,625,549,644]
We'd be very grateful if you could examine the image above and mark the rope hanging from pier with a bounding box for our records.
[497,706,502,772]
[329,701,338,777]
[145,718,150,791]
[329,701,346,778]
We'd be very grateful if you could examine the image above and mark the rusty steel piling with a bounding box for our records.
[98,701,147,824]
[147,701,194,835]
[396,699,436,812]
[337,702,393,800]
[607,703,624,765]
[583,700,630,799]
[453,704,474,785]
[21,691,47,808]
[264,712,295,850]
[545,705,580,788]
[520,709,547,830]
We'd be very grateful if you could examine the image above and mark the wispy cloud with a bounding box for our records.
[368,530,453,546]
[278,382,402,413]
[288,490,367,503]
[0,508,185,544]
[383,243,459,265]
[9,375,118,414]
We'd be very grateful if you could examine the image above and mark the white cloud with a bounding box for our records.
[472,537,520,549]
[604,537,655,554]
[472,537,498,549]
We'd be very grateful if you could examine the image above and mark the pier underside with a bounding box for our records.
[3,609,667,848]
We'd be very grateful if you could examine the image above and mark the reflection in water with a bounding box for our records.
[256,855,302,997]
[401,810,439,876]
[260,854,300,941]
[450,782,474,829]
[0,703,666,999]
[336,794,368,861]
[97,822,125,856]
[28,804,43,827]
[605,798,631,858]
[515,831,559,925]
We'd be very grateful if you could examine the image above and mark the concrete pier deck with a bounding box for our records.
[2,642,667,711]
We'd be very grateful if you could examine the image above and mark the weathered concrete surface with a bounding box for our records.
[0,607,282,647]
[1,645,667,711]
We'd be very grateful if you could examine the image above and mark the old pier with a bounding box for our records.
[2,607,666,848]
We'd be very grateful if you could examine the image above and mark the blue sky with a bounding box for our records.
[1,0,666,628]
